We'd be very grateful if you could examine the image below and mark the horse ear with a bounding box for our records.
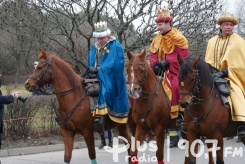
[127,51,133,60]
[39,50,48,60]
[192,55,202,68]
[139,49,146,60]
[177,54,184,65]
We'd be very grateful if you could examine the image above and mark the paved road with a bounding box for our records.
[0,138,244,164]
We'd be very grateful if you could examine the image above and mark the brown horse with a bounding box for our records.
[126,50,180,164]
[24,51,133,164]
[177,55,245,164]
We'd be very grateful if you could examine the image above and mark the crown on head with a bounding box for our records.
[156,8,171,18]
[94,21,108,32]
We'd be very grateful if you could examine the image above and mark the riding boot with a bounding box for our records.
[237,122,245,138]
[236,137,242,143]
[169,130,179,148]
[108,129,113,147]
[99,132,106,149]
[94,117,104,134]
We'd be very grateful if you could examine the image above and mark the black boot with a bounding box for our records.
[99,140,106,149]
[108,129,113,147]
[236,137,242,143]
[99,132,106,149]
[170,135,179,148]
[237,124,245,138]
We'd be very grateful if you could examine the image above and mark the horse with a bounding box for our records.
[177,55,245,164]
[24,51,133,164]
[126,50,181,164]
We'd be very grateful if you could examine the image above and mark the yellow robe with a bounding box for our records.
[205,33,245,122]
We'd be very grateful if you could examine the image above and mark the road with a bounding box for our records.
[0,137,244,164]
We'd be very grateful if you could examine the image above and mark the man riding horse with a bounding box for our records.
[83,21,129,138]
[149,8,190,148]
[205,12,245,139]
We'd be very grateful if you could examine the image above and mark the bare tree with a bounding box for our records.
[233,0,245,37]
[0,0,222,79]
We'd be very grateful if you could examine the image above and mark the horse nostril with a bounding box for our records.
[136,87,141,92]
[180,102,189,108]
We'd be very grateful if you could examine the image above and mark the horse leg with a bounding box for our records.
[155,127,165,164]
[128,107,137,136]
[215,136,224,164]
[206,142,214,164]
[184,132,198,164]
[82,129,97,164]
[117,124,131,163]
[61,128,75,164]
[130,126,147,164]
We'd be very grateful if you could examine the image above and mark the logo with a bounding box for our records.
[104,136,244,162]
[104,136,158,162]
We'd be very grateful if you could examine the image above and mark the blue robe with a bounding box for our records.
[87,39,129,120]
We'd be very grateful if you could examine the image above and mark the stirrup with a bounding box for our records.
[176,113,184,127]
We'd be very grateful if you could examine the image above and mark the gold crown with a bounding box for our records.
[94,21,108,32]
[156,8,171,18]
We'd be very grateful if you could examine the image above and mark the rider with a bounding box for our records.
[84,21,129,147]
[149,8,189,148]
[205,12,245,139]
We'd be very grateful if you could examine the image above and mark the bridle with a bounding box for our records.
[181,63,214,106]
[127,61,147,87]
[181,60,217,136]
[127,61,162,98]
[30,57,52,86]
[127,60,169,136]
[30,57,78,96]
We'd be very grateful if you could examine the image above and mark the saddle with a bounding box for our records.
[83,78,100,97]
[214,77,230,97]
[214,77,230,108]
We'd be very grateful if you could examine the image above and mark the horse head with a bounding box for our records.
[178,55,201,108]
[126,49,154,99]
[25,51,53,92]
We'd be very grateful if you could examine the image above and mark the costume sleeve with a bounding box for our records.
[149,51,159,68]
[0,95,14,104]
[87,45,97,68]
[176,48,189,60]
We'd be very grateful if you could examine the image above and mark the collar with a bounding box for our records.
[95,36,116,50]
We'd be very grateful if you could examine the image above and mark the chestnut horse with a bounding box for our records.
[126,50,181,164]
[25,51,133,164]
[177,55,245,164]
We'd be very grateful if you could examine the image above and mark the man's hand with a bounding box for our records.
[152,60,169,75]
[12,92,21,99]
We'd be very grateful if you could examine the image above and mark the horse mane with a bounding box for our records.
[180,56,213,86]
[38,51,82,86]
[51,54,81,88]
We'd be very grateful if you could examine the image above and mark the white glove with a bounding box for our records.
[12,92,21,99]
